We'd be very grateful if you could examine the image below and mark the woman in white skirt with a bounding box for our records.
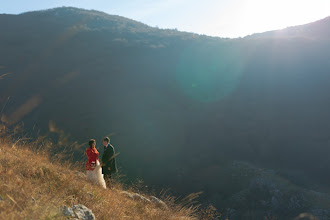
[85,139,106,189]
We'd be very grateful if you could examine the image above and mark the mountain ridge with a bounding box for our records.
[2,7,329,39]
[1,7,330,219]
[246,15,330,40]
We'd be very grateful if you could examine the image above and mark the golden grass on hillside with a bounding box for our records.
[0,134,200,220]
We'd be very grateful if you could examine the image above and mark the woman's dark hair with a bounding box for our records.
[103,137,110,143]
[89,139,96,148]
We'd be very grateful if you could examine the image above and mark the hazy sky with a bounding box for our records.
[1,0,330,38]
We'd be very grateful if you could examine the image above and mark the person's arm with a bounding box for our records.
[102,148,109,165]
[107,146,115,171]
[100,150,105,166]
[86,149,91,161]
[86,149,92,170]
[108,146,115,160]
[103,148,114,170]
[91,150,98,163]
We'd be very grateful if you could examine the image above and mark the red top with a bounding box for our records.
[86,147,99,170]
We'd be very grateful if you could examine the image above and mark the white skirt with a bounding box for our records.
[86,160,106,189]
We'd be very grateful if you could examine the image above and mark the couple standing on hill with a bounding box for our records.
[85,137,118,189]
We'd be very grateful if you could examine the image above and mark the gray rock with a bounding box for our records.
[150,196,168,209]
[132,193,151,203]
[120,191,134,199]
[120,191,168,208]
[63,206,75,218]
[63,204,95,220]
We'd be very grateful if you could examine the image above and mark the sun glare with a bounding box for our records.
[233,0,330,37]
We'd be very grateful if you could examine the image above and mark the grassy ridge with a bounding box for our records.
[0,133,202,219]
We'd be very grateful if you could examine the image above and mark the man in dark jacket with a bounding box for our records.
[101,137,118,188]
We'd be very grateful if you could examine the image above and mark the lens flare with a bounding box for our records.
[176,44,244,102]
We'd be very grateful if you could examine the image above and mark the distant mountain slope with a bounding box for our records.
[1,7,152,32]
[1,7,330,219]
[247,16,330,39]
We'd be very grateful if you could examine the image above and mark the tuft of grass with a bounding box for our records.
[0,131,200,220]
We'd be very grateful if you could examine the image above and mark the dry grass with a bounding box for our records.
[0,132,199,220]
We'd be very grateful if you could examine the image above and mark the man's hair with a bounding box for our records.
[103,137,110,143]
[89,139,96,148]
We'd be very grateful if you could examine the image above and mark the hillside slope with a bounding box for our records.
[0,133,199,220]
[247,16,330,39]
[1,7,330,218]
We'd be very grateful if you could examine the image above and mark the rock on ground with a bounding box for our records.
[132,193,151,203]
[63,204,95,220]
[120,191,151,203]
[120,191,169,209]
[150,196,168,210]
[120,191,134,199]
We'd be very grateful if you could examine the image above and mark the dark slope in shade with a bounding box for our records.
[1,7,330,219]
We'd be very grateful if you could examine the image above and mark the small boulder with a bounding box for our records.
[63,204,95,220]
[132,193,151,203]
[63,206,75,218]
[150,196,168,210]
[120,191,134,199]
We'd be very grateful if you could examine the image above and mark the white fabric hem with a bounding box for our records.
[86,160,106,189]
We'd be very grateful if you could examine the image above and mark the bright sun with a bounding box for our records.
[236,0,330,36]
[205,0,330,37]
